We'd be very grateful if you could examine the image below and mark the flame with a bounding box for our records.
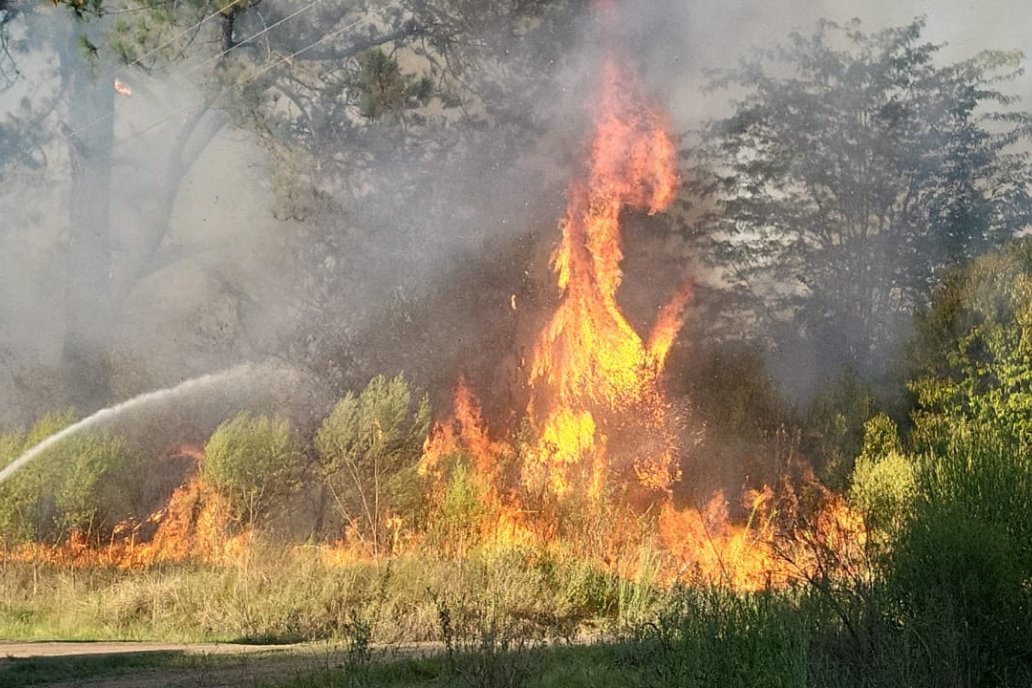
[524,57,687,501]
[4,449,247,570]
[420,377,505,500]
[4,10,869,594]
[658,484,868,590]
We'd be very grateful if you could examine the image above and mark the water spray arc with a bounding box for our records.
[0,362,301,487]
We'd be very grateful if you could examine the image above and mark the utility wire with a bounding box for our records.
[3,0,357,174]
[110,0,403,149]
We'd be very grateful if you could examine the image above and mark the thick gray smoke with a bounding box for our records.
[0,0,1029,428]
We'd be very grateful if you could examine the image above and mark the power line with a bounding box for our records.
[123,1,228,70]
[110,0,404,149]
[2,0,362,174]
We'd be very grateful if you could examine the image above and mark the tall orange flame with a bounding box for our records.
[525,57,688,500]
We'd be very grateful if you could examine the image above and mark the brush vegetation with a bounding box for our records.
[4,241,1032,687]
[3,15,1032,688]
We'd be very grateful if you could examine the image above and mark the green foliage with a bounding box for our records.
[909,238,1032,450]
[203,413,303,526]
[849,414,915,536]
[703,18,1032,375]
[421,458,494,557]
[670,344,797,499]
[0,411,138,545]
[316,374,430,549]
[854,240,1032,683]
[355,49,434,121]
[682,345,786,438]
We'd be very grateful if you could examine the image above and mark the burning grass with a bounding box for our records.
[0,25,868,615]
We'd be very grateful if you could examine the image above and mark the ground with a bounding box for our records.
[0,641,360,687]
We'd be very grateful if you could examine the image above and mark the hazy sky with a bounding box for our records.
[638,0,1032,127]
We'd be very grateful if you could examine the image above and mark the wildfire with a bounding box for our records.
[523,55,688,502]
[4,8,868,592]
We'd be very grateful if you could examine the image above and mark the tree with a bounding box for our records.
[908,236,1032,450]
[315,374,429,554]
[203,413,303,527]
[701,18,1032,381]
[0,2,233,414]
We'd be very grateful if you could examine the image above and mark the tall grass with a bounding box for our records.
[0,539,650,644]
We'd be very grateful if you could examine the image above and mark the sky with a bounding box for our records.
[637,0,1032,127]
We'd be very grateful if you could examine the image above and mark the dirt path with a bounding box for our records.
[0,641,395,687]
[0,641,296,659]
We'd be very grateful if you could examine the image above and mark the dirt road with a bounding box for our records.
[0,641,295,659]
[0,640,362,688]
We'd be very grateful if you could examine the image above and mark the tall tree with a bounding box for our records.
[0,0,586,413]
[699,18,1032,381]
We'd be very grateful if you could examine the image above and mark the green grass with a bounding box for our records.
[276,644,641,688]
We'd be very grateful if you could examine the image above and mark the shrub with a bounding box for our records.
[427,461,487,556]
[203,413,303,527]
[849,414,915,538]
[315,374,430,552]
[0,411,139,545]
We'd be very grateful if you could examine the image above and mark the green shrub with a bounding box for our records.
[850,414,916,537]
[868,239,1032,684]
[0,411,138,545]
[426,460,487,556]
[203,413,303,527]
[315,374,430,551]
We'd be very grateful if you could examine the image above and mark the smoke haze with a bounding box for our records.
[0,0,1029,427]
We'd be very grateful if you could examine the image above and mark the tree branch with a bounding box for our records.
[296,21,426,62]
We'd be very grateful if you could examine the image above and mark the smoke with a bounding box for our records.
[0,0,1030,430]
[0,361,322,486]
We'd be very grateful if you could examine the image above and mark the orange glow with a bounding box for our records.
[523,56,687,502]
[6,475,248,570]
